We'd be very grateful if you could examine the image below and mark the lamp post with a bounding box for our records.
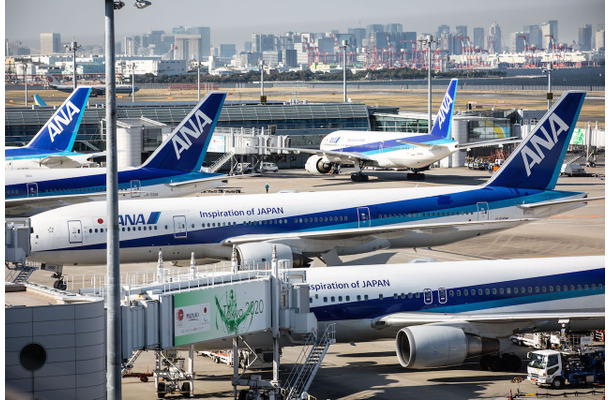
[542,63,553,110]
[197,60,201,101]
[418,35,438,132]
[105,2,150,399]
[131,62,136,102]
[259,59,265,103]
[340,40,348,102]
[65,40,81,90]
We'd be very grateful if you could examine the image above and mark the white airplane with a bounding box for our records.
[5,92,228,217]
[193,255,604,371]
[45,72,137,96]
[5,87,94,169]
[27,91,600,276]
[290,79,519,181]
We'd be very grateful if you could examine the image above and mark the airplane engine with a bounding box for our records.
[234,243,310,269]
[395,325,500,369]
[305,156,332,174]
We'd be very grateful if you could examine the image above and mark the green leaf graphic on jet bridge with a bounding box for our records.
[215,289,254,335]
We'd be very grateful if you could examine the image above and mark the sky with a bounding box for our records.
[4,0,605,52]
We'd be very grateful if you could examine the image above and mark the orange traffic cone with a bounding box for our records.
[508,389,513,400]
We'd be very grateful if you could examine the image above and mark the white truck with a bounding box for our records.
[527,349,604,389]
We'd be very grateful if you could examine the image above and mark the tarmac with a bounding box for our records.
[23,165,606,399]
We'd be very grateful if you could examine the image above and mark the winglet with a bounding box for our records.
[141,92,226,172]
[26,87,91,152]
[485,91,586,190]
[429,79,458,140]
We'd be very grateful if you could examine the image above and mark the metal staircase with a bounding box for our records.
[283,324,336,400]
[209,150,235,173]
[5,263,38,284]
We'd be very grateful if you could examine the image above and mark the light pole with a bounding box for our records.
[542,63,553,110]
[340,40,348,102]
[23,63,28,107]
[131,62,136,102]
[197,60,201,101]
[105,2,150,399]
[418,34,438,132]
[65,40,81,90]
[259,59,265,103]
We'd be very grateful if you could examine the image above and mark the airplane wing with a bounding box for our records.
[37,155,91,168]
[457,137,522,150]
[372,311,605,328]
[516,196,604,209]
[167,174,229,187]
[222,218,536,246]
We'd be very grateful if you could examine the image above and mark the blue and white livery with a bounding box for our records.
[303,255,604,369]
[5,92,228,216]
[26,91,598,268]
[5,87,92,169]
[301,79,518,181]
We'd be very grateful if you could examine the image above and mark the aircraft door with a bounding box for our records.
[67,220,83,243]
[130,180,141,198]
[438,287,447,304]
[27,183,38,197]
[357,207,371,228]
[173,215,187,238]
[476,202,490,221]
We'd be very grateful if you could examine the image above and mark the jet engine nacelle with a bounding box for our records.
[305,155,332,174]
[235,243,306,269]
[395,325,500,369]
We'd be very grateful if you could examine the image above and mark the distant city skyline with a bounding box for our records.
[5,0,604,52]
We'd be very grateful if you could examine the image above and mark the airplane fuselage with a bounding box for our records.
[303,256,605,342]
[320,130,458,169]
[28,185,586,266]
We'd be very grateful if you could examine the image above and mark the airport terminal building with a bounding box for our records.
[5,100,532,170]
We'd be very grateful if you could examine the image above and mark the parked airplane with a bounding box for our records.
[27,91,599,276]
[6,92,228,217]
[290,79,518,181]
[197,255,602,371]
[5,87,92,169]
[305,255,604,370]
[45,72,137,96]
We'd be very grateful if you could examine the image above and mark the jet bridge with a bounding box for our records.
[73,251,323,399]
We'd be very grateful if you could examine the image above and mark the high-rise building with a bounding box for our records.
[595,26,605,50]
[541,20,558,50]
[40,32,61,55]
[524,25,542,49]
[510,32,529,52]
[487,22,502,53]
[220,44,236,59]
[252,34,276,52]
[366,24,384,35]
[385,23,403,33]
[174,34,202,60]
[578,24,592,51]
[473,27,485,49]
[348,28,366,48]
[6,40,31,56]
[185,27,211,57]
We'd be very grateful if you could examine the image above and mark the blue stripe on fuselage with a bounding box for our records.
[40,186,582,253]
[331,137,454,155]
[5,168,222,199]
[311,268,604,321]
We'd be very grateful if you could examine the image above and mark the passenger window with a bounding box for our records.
[346,296,350,301]
[357,295,361,301]
[499,288,504,295]
[331,296,335,302]
[379,294,383,300]
[364,295,369,300]
[470,289,476,296]
[323,297,328,303]
[485,288,490,295]
[338,296,342,302]
[478,289,483,295]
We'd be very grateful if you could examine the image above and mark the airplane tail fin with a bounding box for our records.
[33,94,48,107]
[27,87,92,152]
[45,72,62,87]
[140,92,226,172]
[428,78,458,140]
[485,91,586,191]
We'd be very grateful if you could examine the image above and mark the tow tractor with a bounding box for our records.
[527,349,604,389]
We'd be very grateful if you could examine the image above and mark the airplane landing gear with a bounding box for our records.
[406,172,425,181]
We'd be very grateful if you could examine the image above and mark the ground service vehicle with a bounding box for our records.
[527,349,604,388]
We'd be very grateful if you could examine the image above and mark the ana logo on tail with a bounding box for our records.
[436,90,454,129]
[48,101,81,142]
[521,113,570,176]
[172,109,213,160]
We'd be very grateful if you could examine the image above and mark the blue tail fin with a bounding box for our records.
[33,94,48,107]
[485,91,586,190]
[141,92,226,172]
[429,78,458,139]
[26,87,91,151]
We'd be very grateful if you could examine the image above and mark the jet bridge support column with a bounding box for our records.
[271,246,281,389]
